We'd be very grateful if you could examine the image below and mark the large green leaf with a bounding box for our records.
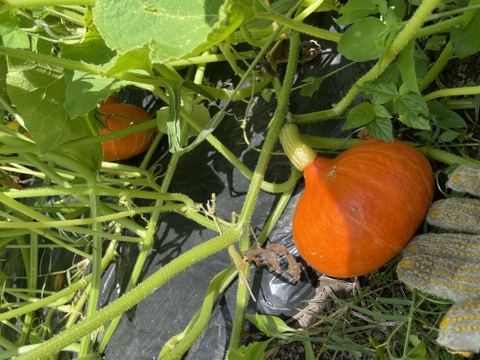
[396,40,418,93]
[0,11,29,49]
[59,9,116,65]
[342,102,375,130]
[356,82,398,104]
[337,17,389,62]
[334,0,378,26]
[365,116,394,142]
[64,70,119,118]
[428,100,467,129]
[102,46,153,77]
[6,58,101,169]
[93,0,245,63]
[393,93,430,130]
[451,11,480,59]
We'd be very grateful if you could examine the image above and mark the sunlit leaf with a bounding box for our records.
[0,11,29,49]
[102,46,153,76]
[93,0,245,63]
[246,313,296,336]
[6,58,101,169]
[64,70,120,118]
[59,9,116,65]
[226,340,271,360]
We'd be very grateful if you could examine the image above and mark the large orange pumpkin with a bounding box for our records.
[98,102,154,161]
[281,125,434,278]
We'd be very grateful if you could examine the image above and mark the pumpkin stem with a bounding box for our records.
[279,123,317,171]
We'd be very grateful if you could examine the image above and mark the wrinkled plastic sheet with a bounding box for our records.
[104,18,370,360]
[103,101,316,360]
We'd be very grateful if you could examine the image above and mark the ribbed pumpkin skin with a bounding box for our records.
[98,103,153,161]
[292,139,434,278]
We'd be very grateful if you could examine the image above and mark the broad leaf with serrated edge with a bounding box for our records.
[102,46,153,77]
[365,117,394,142]
[451,12,480,59]
[396,40,418,93]
[338,17,389,62]
[335,0,378,26]
[0,11,29,49]
[356,82,397,104]
[59,9,116,65]
[93,0,245,64]
[393,94,430,130]
[6,58,101,169]
[373,104,392,119]
[342,102,375,130]
[428,100,467,129]
[64,70,119,119]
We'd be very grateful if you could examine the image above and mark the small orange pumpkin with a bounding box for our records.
[280,125,434,278]
[98,102,154,161]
